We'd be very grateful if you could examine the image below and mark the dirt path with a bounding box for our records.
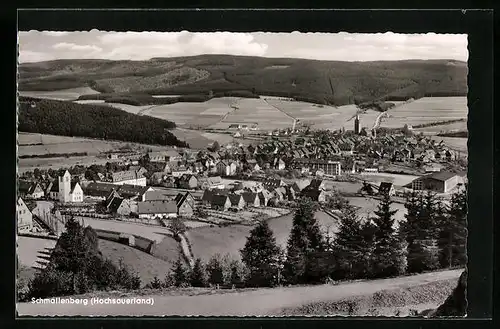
[18,269,462,316]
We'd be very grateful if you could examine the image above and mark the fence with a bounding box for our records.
[93,228,156,255]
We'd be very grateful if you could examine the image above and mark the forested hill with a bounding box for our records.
[18,55,468,106]
[18,97,189,148]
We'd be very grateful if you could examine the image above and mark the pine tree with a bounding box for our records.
[190,258,207,287]
[334,205,373,280]
[439,186,467,268]
[206,254,225,287]
[172,256,189,287]
[371,194,407,278]
[283,198,325,284]
[240,221,282,287]
[229,260,245,288]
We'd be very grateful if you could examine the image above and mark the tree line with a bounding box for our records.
[19,186,466,300]
[18,97,189,148]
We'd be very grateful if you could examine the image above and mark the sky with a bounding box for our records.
[18,30,468,63]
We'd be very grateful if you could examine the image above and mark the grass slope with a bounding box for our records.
[19,55,467,106]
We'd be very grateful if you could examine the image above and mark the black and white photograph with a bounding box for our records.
[16,28,469,317]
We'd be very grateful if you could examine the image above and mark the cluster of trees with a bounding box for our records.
[18,97,189,148]
[19,152,88,159]
[437,131,468,138]
[147,254,248,290]
[18,218,141,301]
[412,119,466,129]
[357,101,396,112]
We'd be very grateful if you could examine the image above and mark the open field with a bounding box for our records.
[325,181,363,194]
[17,236,56,269]
[19,87,99,101]
[74,217,172,243]
[98,239,174,286]
[358,172,420,187]
[17,269,462,316]
[187,211,339,262]
[100,103,154,115]
[170,128,255,149]
[380,97,468,129]
[413,120,468,134]
[18,155,111,173]
[140,97,239,128]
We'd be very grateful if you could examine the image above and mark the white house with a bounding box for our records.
[17,197,33,233]
[137,200,178,219]
[216,161,237,176]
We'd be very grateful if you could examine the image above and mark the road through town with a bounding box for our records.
[18,269,461,317]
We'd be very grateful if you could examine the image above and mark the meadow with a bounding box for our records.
[380,97,468,129]
[187,211,340,262]
[18,87,99,101]
[17,236,57,269]
[346,196,407,225]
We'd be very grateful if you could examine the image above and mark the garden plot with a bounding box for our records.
[19,87,99,101]
[413,120,468,134]
[380,97,468,129]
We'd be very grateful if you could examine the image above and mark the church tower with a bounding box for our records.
[58,170,71,203]
[354,114,360,134]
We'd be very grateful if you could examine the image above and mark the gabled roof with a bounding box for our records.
[144,189,174,201]
[379,182,394,194]
[178,174,196,183]
[174,192,194,208]
[83,182,117,197]
[117,184,151,198]
[112,170,141,183]
[137,200,177,214]
[228,193,243,205]
[423,171,460,182]
[211,194,229,207]
[108,197,125,213]
[242,192,258,203]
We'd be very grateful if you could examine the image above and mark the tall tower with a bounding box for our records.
[354,114,360,134]
[58,170,71,203]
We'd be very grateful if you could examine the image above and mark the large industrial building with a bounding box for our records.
[410,171,465,193]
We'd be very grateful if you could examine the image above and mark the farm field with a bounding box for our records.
[358,172,420,187]
[17,236,57,269]
[98,239,174,286]
[18,155,111,173]
[213,98,294,131]
[413,120,468,134]
[187,211,339,262]
[100,103,154,115]
[431,136,468,153]
[380,97,468,129]
[19,87,99,101]
[141,97,239,128]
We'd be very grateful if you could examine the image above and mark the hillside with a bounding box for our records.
[18,55,468,106]
[18,97,189,148]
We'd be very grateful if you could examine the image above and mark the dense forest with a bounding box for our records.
[19,55,468,107]
[18,97,189,148]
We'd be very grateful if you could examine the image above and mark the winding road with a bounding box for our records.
[18,269,462,316]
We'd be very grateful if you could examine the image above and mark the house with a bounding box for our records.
[228,193,246,210]
[301,189,327,203]
[285,185,297,201]
[148,150,182,163]
[199,176,225,190]
[116,185,154,201]
[276,159,286,170]
[171,166,193,178]
[247,159,261,172]
[258,189,273,207]
[242,192,260,207]
[137,200,178,219]
[378,182,396,197]
[108,197,137,216]
[410,171,461,193]
[175,192,196,217]
[53,171,84,203]
[83,182,118,200]
[17,197,33,233]
[292,159,342,176]
[177,174,198,189]
[112,170,147,186]
[216,161,237,176]
[424,163,443,173]
[308,179,326,191]
[129,166,148,178]
[149,172,167,185]
[210,194,232,211]
[18,180,44,199]
[274,187,287,201]
[144,189,175,201]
